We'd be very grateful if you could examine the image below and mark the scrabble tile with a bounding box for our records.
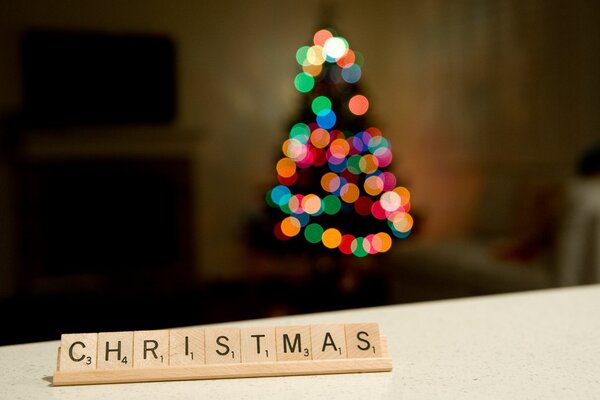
[205,327,241,364]
[133,330,169,368]
[344,323,381,358]
[97,331,134,369]
[169,328,205,366]
[59,333,98,371]
[53,322,394,386]
[310,324,347,360]
[275,325,312,361]
[241,327,276,363]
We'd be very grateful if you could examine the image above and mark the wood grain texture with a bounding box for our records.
[310,324,347,360]
[59,333,98,371]
[241,327,276,363]
[169,328,205,366]
[133,330,169,368]
[97,331,133,369]
[53,352,392,386]
[205,327,241,364]
[275,325,312,361]
[345,323,381,359]
[53,324,391,386]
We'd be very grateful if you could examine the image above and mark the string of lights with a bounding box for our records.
[266,28,413,257]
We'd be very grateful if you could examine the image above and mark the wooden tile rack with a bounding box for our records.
[53,323,392,386]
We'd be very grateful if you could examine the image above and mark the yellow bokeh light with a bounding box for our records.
[322,228,342,248]
[359,154,379,174]
[393,186,411,207]
[321,172,339,192]
[280,216,301,237]
[364,175,384,196]
[302,63,323,77]
[389,212,413,233]
[306,45,326,66]
[276,157,296,178]
[329,138,350,158]
[340,183,360,203]
[310,128,330,148]
[372,232,392,253]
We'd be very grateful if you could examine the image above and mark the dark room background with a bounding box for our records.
[0,0,598,345]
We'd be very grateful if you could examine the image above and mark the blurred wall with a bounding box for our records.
[0,0,598,293]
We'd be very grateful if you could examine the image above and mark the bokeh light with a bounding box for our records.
[348,95,369,115]
[310,128,330,148]
[322,195,341,215]
[304,223,324,243]
[276,157,296,178]
[336,49,355,68]
[296,46,310,66]
[340,183,360,203]
[316,109,336,129]
[323,37,348,59]
[303,63,322,77]
[280,216,301,237]
[294,72,314,92]
[289,122,310,142]
[380,191,401,212]
[341,64,361,83]
[313,29,333,47]
[306,45,326,65]
[267,28,413,256]
[311,96,332,115]
[322,228,342,249]
[302,194,322,215]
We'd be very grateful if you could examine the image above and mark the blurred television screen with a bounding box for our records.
[21,30,176,128]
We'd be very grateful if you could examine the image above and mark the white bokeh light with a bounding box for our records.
[323,37,348,60]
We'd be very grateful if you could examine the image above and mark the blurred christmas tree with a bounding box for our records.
[254,28,413,258]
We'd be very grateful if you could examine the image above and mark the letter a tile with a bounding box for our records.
[310,324,347,360]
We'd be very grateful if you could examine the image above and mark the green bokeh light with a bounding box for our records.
[346,155,362,174]
[304,223,324,243]
[322,195,341,215]
[311,96,332,115]
[296,46,310,66]
[289,122,310,142]
[352,237,368,257]
[353,51,365,67]
[294,73,315,93]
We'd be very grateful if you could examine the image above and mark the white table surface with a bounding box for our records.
[1,285,599,399]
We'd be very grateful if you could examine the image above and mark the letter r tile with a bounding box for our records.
[133,330,169,368]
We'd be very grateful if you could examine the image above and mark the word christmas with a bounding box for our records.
[53,323,391,386]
